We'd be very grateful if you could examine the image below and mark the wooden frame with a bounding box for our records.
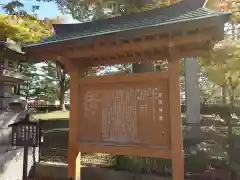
[69,58,185,180]
[77,72,171,157]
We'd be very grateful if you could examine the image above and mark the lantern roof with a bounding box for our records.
[0,39,25,55]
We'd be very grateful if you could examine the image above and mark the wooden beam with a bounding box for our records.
[27,52,57,62]
[61,32,212,60]
[78,143,171,159]
[27,44,211,68]
[26,33,212,66]
[78,71,169,84]
[71,48,210,67]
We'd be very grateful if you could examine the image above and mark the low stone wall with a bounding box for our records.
[35,163,68,179]
[35,163,171,180]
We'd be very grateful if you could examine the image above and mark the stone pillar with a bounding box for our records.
[184,58,201,139]
[0,83,4,109]
[4,59,8,69]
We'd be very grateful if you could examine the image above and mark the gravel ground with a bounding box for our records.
[0,146,38,180]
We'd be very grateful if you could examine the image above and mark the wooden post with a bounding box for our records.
[22,146,28,180]
[75,152,81,180]
[168,51,184,180]
[67,63,87,179]
[68,68,81,179]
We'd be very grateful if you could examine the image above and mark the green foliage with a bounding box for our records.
[0,14,53,101]
[200,40,240,104]
[1,0,182,21]
[205,0,240,22]
[36,62,70,107]
[0,14,51,44]
[1,0,24,14]
[19,63,42,99]
[185,152,209,173]
[185,151,229,173]
[114,155,171,173]
[63,0,183,21]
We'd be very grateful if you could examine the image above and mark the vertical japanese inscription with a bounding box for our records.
[82,84,167,145]
[136,87,164,122]
[101,88,137,142]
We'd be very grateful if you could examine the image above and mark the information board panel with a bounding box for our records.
[11,122,39,147]
[78,72,171,155]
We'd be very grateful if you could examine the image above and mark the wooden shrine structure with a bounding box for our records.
[24,0,230,179]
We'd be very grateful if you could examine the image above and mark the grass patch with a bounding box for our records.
[32,111,69,120]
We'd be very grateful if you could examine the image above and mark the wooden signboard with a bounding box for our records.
[8,114,40,180]
[78,72,171,158]
[9,118,39,147]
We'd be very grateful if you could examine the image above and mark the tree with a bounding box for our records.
[37,16,70,110]
[0,14,57,102]
[200,40,240,172]
[201,40,240,105]
[1,0,180,20]
[40,61,69,110]
[18,62,43,100]
[205,0,240,22]
[1,13,78,109]
[0,14,51,43]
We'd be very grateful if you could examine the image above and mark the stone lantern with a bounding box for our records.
[0,38,28,110]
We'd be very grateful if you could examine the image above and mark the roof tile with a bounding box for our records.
[26,0,230,47]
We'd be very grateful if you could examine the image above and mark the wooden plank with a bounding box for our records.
[85,49,211,66]
[62,31,212,60]
[26,30,212,63]
[75,152,81,180]
[78,143,171,159]
[27,45,211,68]
[79,71,169,84]
[77,72,171,158]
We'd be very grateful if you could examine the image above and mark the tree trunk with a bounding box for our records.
[59,84,66,111]
[222,84,227,104]
[231,21,235,40]
[227,85,236,180]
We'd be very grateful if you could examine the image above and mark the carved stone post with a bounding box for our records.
[184,58,201,139]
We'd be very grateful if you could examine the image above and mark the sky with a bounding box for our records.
[0,0,79,23]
